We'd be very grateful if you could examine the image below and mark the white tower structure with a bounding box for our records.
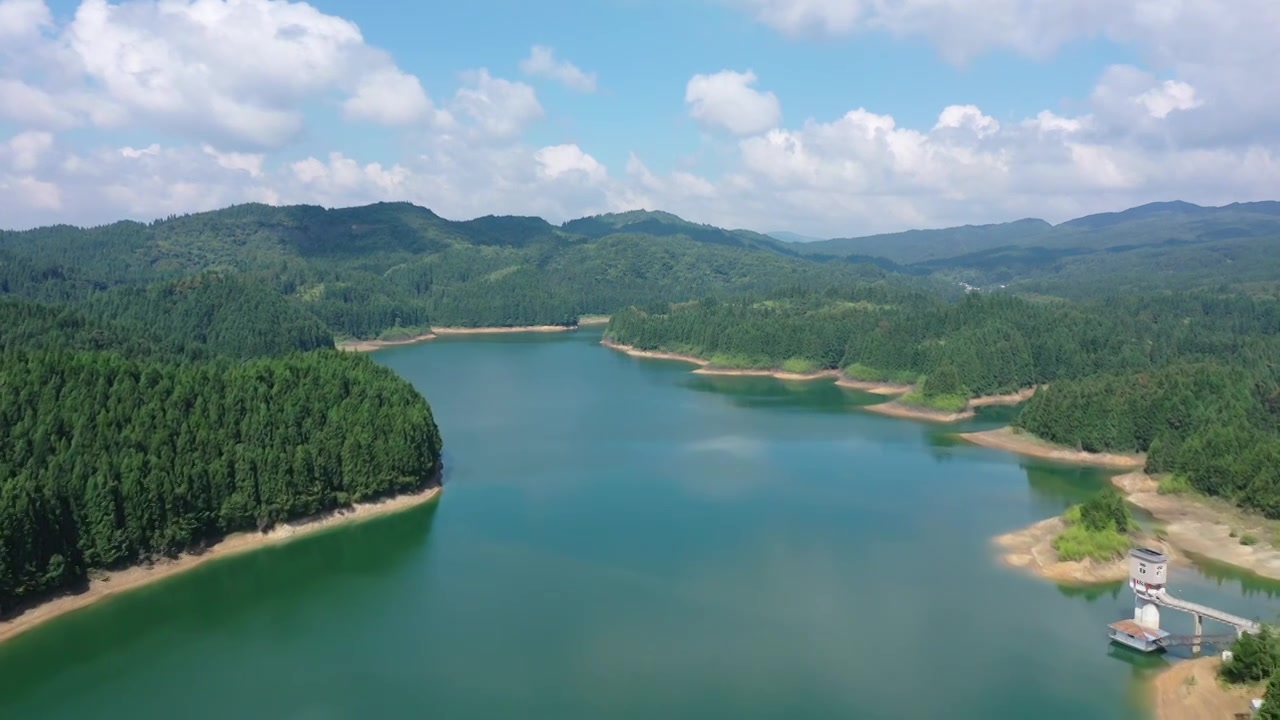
[1129,547,1169,629]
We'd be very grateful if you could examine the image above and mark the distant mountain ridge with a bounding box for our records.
[796,201,1280,264]
[3,198,1278,329]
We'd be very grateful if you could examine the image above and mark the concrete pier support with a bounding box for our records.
[1193,613,1203,654]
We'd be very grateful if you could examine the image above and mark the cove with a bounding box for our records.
[0,328,1276,719]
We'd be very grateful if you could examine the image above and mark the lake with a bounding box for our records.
[0,328,1275,719]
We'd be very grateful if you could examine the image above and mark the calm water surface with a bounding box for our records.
[1,329,1277,719]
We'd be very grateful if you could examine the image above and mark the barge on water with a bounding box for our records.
[1108,619,1171,653]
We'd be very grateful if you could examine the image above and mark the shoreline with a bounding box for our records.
[833,377,913,395]
[992,516,1137,585]
[862,401,975,423]
[968,386,1039,407]
[1112,471,1280,581]
[431,325,577,335]
[337,332,437,352]
[691,367,840,381]
[969,428,1280,583]
[958,427,1147,468]
[0,484,442,646]
[576,315,611,326]
[1148,656,1261,720]
[600,338,710,365]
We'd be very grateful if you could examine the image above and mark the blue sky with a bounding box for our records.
[1,0,1276,235]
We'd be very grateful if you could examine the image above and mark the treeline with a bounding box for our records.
[1017,364,1280,516]
[607,289,1280,395]
[0,299,443,611]
[606,287,1280,514]
[1,204,896,339]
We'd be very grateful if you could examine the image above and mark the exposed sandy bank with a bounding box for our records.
[0,485,442,646]
[862,401,975,423]
[1148,657,1260,720]
[431,325,577,335]
[1113,472,1280,581]
[993,516,1137,584]
[692,367,840,381]
[833,378,913,395]
[600,338,710,366]
[337,332,437,352]
[968,386,1039,407]
[603,338,836,381]
[576,315,611,326]
[959,427,1147,468]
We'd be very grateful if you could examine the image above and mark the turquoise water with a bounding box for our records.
[0,329,1275,719]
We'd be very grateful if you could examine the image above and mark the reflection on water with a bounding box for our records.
[682,374,886,411]
[1056,582,1126,603]
[2,330,1272,720]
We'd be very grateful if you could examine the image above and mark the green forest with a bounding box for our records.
[604,287,1280,515]
[3,197,1280,610]
[0,202,895,340]
[0,295,442,612]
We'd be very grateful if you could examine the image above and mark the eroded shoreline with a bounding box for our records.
[0,485,443,646]
[601,340,1038,400]
[432,325,577,335]
[338,332,437,352]
[992,516,1136,585]
[976,429,1280,584]
[1112,471,1280,581]
[862,401,975,423]
[1149,656,1260,720]
[959,427,1146,468]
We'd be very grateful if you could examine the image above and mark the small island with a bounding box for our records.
[996,487,1162,584]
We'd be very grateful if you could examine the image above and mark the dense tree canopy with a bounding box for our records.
[606,287,1280,515]
[0,203,898,339]
[0,300,442,612]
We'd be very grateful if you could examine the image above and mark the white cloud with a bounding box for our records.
[534,144,607,183]
[0,0,441,148]
[343,68,437,126]
[685,70,782,136]
[201,144,264,178]
[0,0,51,39]
[518,45,597,93]
[451,69,544,141]
[2,131,54,172]
[0,0,1278,241]
[725,0,1280,147]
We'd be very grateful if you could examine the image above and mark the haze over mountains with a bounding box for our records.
[775,200,1280,260]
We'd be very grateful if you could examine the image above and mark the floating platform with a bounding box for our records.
[1108,620,1171,653]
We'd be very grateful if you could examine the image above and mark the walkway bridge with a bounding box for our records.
[1139,589,1262,636]
[1109,547,1264,654]
[1154,633,1241,649]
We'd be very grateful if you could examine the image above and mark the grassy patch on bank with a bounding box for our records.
[899,390,969,413]
[707,352,773,370]
[1157,474,1194,495]
[780,358,820,374]
[843,363,918,385]
[1052,489,1134,562]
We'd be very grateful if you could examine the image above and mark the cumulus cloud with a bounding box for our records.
[518,45,598,93]
[0,0,440,147]
[1,0,1278,240]
[451,69,544,141]
[685,70,782,136]
[0,0,51,39]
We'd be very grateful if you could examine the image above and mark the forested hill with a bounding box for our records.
[6,199,1279,343]
[792,201,1280,299]
[0,202,892,340]
[0,295,443,612]
[604,288,1280,517]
